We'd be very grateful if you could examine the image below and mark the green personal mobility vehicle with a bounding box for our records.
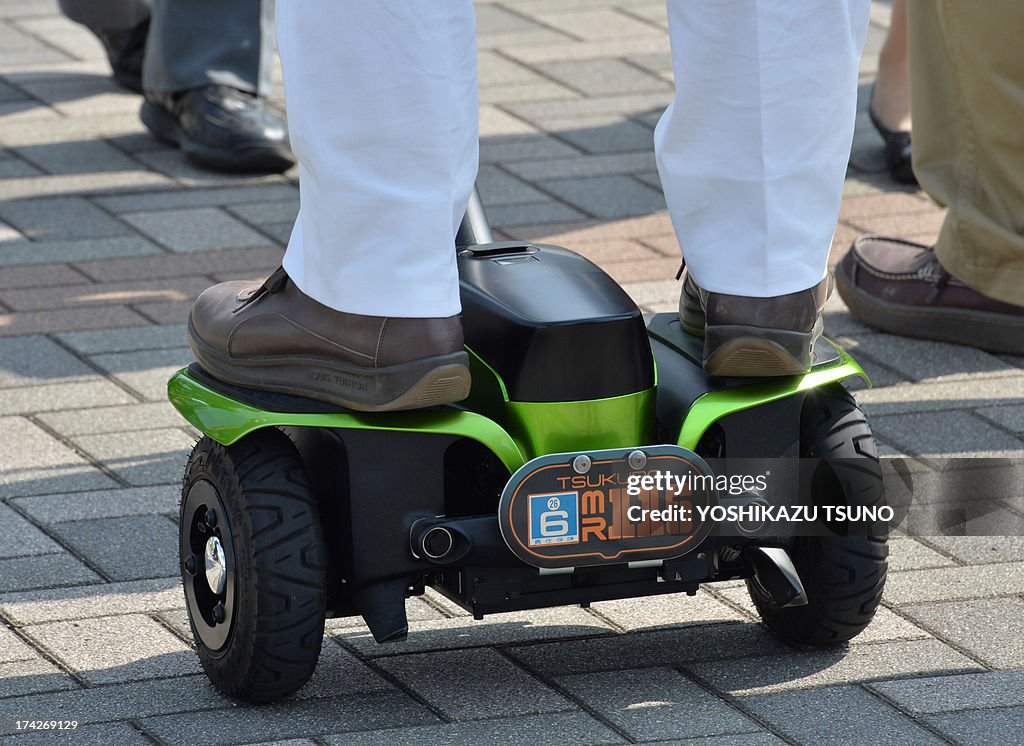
[168,192,888,703]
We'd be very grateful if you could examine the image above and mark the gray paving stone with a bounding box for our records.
[925,705,1024,746]
[476,4,551,35]
[0,336,94,387]
[480,104,540,136]
[0,276,209,313]
[0,502,63,558]
[687,639,980,695]
[0,236,163,267]
[0,197,127,241]
[376,648,572,721]
[122,207,269,253]
[503,151,656,181]
[479,133,582,164]
[586,590,745,631]
[89,346,191,401]
[535,8,664,41]
[0,466,117,501]
[37,401,183,437]
[856,375,1024,418]
[900,597,1024,669]
[286,640,392,700]
[553,117,656,155]
[336,607,613,657]
[507,623,790,678]
[0,625,35,664]
[558,667,760,741]
[14,139,139,175]
[922,536,1024,565]
[321,712,625,746]
[845,332,1016,383]
[24,614,199,685]
[0,577,182,625]
[0,658,76,699]
[477,164,549,206]
[50,515,176,581]
[736,684,945,746]
[137,692,438,746]
[505,92,672,127]
[976,403,1024,435]
[885,562,1024,604]
[886,536,957,572]
[869,670,1024,715]
[621,278,676,308]
[0,417,117,499]
[631,736,784,746]
[871,411,1024,458]
[486,201,587,228]
[226,200,299,226]
[0,157,42,178]
[478,50,543,87]
[0,675,224,737]
[94,184,299,214]
[1,721,150,745]
[0,553,101,592]
[0,380,135,416]
[71,428,192,486]
[540,175,665,218]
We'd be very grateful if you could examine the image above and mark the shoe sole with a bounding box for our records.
[681,304,817,377]
[140,100,295,174]
[188,319,471,412]
[835,264,1024,354]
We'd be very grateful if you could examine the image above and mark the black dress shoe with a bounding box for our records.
[95,19,149,94]
[868,90,917,186]
[141,86,295,174]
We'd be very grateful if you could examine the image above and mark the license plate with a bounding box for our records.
[498,445,717,569]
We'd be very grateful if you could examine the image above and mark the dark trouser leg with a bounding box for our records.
[143,0,273,95]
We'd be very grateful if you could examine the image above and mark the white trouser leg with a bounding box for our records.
[655,0,870,297]
[275,1,478,317]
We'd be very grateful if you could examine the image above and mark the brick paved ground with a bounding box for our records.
[1,1,1023,744]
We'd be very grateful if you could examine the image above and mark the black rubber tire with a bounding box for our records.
[746,384,888,646]
[181,428,327,702]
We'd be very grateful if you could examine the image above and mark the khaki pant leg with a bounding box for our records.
[908,0,1024,306]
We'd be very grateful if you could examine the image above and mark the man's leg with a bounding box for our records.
[836,1,1024,353]
[59,0,150,92]
[59,0,148,31]
[909,0,1024,306]
[275,1,478,318]
[143,0,272,96]
[656,0,870,375]
[139,0,292,173]
[187,1,478,410]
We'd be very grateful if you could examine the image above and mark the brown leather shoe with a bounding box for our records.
[188,268,471,411]
[680,272,832,377]
[836,236,1024,354]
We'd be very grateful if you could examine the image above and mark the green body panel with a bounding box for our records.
[506,390,656,459]
[168,343,866,469]
[462,345,655,459]
[675,347,869,450]
[166,368,527,472]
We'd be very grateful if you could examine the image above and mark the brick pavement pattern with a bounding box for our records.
[1,1,1023,744]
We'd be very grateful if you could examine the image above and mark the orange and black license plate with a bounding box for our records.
[498,445,718,570]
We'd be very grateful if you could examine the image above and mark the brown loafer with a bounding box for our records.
[680,272,832,377]
[836,236,1024,354]
[188,267,471,411]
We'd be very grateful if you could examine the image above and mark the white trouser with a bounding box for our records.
[275,1,869,317]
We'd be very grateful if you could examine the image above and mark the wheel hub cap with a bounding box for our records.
[204,536,227,596]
